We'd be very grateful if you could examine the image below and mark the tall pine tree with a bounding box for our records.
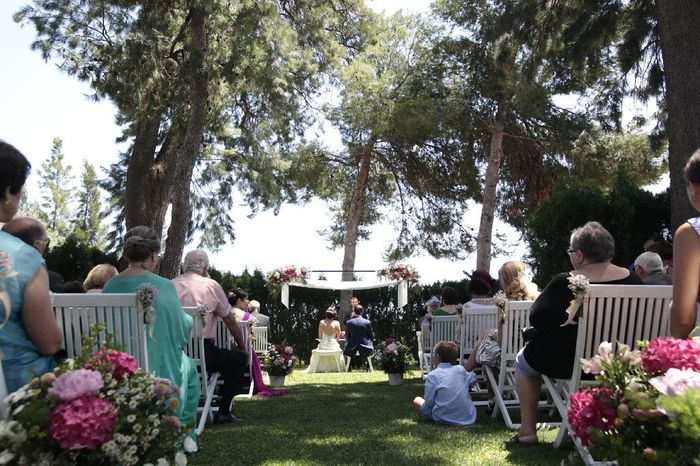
[37,137,73,240]
[73,160,105,247]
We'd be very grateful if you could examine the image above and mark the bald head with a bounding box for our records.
[2,216,49,254]
[182,249,209,275]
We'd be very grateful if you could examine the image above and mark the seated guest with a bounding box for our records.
[83,263,118,293]
[646,240,673,277]
[420,296,441,351]
[0,142,63,392]
[228,288,287,396]
[465,269,496,308]
[634,252,673,285]
[102,226,200,429]
[511,221,642,445]
[171,249,248,423]
[464,260,539,412]
[248,299,269,327]
[343,305,374,370]
[2,217,63,292]
[62,280,86,293]
[413,341,477,426]
[433,287,461,315]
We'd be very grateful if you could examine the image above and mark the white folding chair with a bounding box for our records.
[183,307,218,435]
[415,330,431,380]
[429,315,461,366]
[52,293,147,370]
[226,321,254,399]
[460,306,499,365]
[543,285,672,465]
[0,358,7,420]
[344,350,374,372]
[485,300,536,428]
[252,326,269,354]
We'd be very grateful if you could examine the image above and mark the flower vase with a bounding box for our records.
[388,373,403,385]
[269,375,286,388]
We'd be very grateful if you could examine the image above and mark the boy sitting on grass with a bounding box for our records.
[412,340,477,425]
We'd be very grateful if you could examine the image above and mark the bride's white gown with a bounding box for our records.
[305,334,344,373]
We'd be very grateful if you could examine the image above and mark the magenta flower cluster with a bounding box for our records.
[641,337,700,374]
[568,387,617,447]
[49,395,117,450]
[86,349,138,380]
[48,369,103,401]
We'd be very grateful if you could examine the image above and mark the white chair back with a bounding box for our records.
[252,326,269,354]
[183,307,216,435]
[460,306,499,364]
[429,315,461,352]
[0,359,7,420]
[52,293,147,370]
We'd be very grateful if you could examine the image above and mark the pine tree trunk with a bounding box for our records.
[657,1,700,230]
[124,114,173,234]
[339,140,375,322]
[160,7,209,279]
[476,104,505,271]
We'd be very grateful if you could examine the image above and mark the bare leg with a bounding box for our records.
[515,372,541,443]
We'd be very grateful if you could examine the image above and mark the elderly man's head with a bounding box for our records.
[634,251,664,278]
[182,249,210,276]
[1,216,50,255]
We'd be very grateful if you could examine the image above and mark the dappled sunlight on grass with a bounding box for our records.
[190,370,580,466]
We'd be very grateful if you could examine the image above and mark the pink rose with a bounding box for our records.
[48,369,103,401]
[284,346,293,355]
[50,395,116,450]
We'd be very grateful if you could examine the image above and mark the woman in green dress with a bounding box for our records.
[102,226,200,429]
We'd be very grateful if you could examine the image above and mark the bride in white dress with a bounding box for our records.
[305,307,344,373]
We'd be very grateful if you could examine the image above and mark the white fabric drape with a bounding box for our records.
[280,279,408,308]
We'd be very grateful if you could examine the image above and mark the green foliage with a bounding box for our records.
[658,388,700,453]
[525,174,670,286]
[37,137,74,240]
[570,127,667,188]
[44,234,118,282]
[73,160,106,247]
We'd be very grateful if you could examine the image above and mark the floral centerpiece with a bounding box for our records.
[377,264,420,283]
[568,337,700,465]
[262,344,298,377]
[265,266,310,294]
[0,329,193,465]
[372,338,414,376]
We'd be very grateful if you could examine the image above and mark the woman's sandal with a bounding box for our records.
[505,434,538,446]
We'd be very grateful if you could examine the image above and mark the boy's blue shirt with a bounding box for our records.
[420,362,477,426]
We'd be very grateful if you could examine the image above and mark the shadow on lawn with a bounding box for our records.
[190,375,576,466]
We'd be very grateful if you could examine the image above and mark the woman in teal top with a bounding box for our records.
[0,141,63,392]
[102,226,200,429]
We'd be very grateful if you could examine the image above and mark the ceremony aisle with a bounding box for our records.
[189,369,579,465]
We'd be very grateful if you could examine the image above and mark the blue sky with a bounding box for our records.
[0,0,529,286]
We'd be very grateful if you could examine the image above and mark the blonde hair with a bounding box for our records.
[498,261,538,301]
[83,264,119,291]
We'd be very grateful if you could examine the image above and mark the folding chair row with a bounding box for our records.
[541,285,673,465]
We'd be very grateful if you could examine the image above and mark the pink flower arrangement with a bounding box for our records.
[266,266,310,288]
[568,387,618,447]
[641,336,700,374]
[86,349,138,380]
[384,337,396,345]
[49,395,117,450]
[48,369,103,401]
[377,264,420,283]
[263,344,298,376]
[284,346,293,355]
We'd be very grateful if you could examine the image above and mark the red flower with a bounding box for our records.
[86,350,138,380]
[568,387,617,447]
[50,396,117,450]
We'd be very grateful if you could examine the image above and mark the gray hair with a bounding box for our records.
[182,249,209,274]
[635,251,664,273]
[248,299,260,311]
[569,221,615,263]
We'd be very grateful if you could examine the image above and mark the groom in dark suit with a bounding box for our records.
[343,306,374,370]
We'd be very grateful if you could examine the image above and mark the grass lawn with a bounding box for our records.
[188,368,582,466]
